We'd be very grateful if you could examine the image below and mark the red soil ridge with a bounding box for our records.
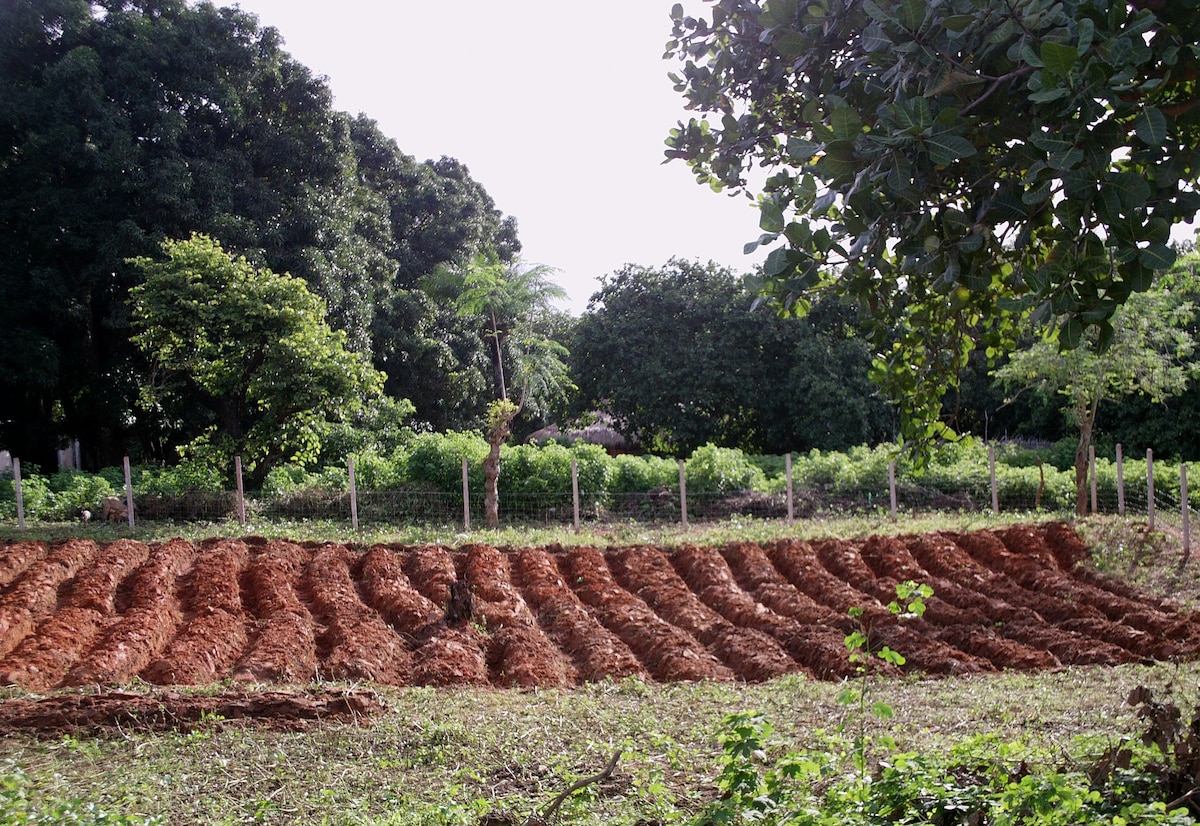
[1,524,1198,693]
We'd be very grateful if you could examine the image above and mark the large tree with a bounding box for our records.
[994,264,1199,514]
[0,2,522,466]
[665,0,1200,446]
[129,235,384,487]
[569,259,892,454]
[0,0,368,466]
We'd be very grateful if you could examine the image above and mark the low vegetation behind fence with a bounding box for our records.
[4,438,1200,543]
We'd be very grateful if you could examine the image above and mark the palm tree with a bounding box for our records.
[439,253,572,527]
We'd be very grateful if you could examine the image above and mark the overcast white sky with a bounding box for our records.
[229,0,765,315]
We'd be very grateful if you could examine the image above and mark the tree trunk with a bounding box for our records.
[483,404,518,529]
[1074,436,1089,516]
[1074,394,1102,517]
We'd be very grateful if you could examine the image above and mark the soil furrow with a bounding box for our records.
[608,545,796,682]
[717,542,854,677]
[358,545,441,638]
[64,538,196,686]
[559,546,732,682]
[231,541,317,684]
[0,541,49,592]
[0,522,1196,695]
[143,540,250,685]
[0,539,150,690]
[304,544,410,684]
[513,546,646,683]
[0,539,101,658]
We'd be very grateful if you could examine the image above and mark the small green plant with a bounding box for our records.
[839,580,933,774]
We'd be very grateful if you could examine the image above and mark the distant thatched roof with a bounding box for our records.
[524,415,633,452]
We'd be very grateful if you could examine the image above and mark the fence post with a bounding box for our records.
[13,457,24,530]
[461,457,471,531]
[1116,444,1125,517]
[786,453,794,526]
[571,458,580,533]
[1089,444,1098,514]
[123,456,135,529]
[1180,465,1190,566]
[1147,449,1156,532]
[348,456,359,531]
[679,459,688,530]
[889,461,898,521]
[989,444,999,516]
[235,456,246,526]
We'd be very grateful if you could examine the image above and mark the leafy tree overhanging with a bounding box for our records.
[665,0,1200,445]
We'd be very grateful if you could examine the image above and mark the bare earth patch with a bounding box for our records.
[1,522,1198,734]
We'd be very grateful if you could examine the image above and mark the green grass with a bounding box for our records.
[5,663,1200,825]
[0,507,1072,549]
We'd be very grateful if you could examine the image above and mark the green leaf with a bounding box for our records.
[1139,243,1176,271]
[760,200,785,233]
[1135,107,1167,145]
[942,13,975,33]
[829,106,862,141]
[897,0,925,30]
[786,136,819,162]
[763,246,793,276]
[861,21,891,52]
[776,31,809,59]
[1060,316,1083,349]
[1110,171,1152,211]
[1040,41,1079,76]
[924,133,976,165]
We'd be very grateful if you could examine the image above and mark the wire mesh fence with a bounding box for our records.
[6,449,1200,547]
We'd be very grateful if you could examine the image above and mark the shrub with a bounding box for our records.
[685,444,768,494]
[609,454,678,494]
[499,443,575,497]
[45,471,118,519]
[401,431,488,494]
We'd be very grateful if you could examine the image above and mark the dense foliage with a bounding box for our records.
[570,259,894,455]
[665,0,1200,447]
[0,0,517,468]
[130,235,385,487]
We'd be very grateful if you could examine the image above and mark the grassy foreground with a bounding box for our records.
[3,514,1200,825]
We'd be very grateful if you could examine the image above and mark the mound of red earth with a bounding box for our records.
[1,524,1197,694]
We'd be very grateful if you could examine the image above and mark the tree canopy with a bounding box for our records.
[994,255,1200,513]
[665,0,1200,445]
[0,0,519,466]
[570,259,893,455]
[129,235,384,487]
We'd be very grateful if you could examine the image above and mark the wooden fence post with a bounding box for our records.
[123,456,135,529]
[571,458,580,533]
[13,458,23,530]
[889,461,898,521]
[679,459,688,530]
[989,444,999,516]
[462,457,471,531]
[1116,444,1125,517]
[1147,449,1156,532]
[786,453,794,526]
[235,456,246,526]
[1182,464,1191,566]
[348,456,359,531]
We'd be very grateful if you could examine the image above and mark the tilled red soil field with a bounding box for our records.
[1,523,1198,694]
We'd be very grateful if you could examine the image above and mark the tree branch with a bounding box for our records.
[523,750,621,826]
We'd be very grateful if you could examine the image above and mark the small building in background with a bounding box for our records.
[526,414,634,454]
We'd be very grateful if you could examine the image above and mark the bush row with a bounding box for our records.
[1,435,1193,521]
